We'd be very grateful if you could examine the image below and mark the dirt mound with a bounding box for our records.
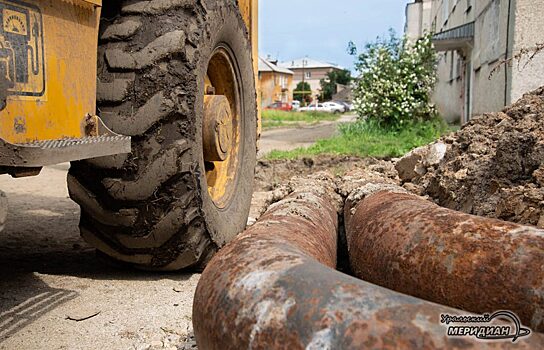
[254,156,397,192]
[406,87,544,228]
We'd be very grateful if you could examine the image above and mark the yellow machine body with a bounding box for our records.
[0,0,258,169]
[0,0,101,144]
[238,0,260,135]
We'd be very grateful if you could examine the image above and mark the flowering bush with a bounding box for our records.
[350,31,438,129]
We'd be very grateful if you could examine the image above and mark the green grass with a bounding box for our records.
[266,119,455,160]
[262,110,339,129]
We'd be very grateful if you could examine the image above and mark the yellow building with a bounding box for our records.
[258,57,294,108]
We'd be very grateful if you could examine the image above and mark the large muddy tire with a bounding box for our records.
[0,190,7,232]
[68,0,257,271]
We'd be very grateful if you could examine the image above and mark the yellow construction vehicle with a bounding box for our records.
[0,0,258,270]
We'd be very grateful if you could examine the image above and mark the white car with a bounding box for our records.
[323,101,345,113]
[291,100,301,111]
[299,103,334,113]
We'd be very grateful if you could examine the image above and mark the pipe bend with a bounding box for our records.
[194,180,544,349]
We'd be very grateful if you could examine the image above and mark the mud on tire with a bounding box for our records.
[68,0,257,271]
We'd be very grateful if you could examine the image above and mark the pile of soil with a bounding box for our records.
[408,87,544,228]
[254,156,397,192]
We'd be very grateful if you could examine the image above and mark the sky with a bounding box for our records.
[258,0,411,72]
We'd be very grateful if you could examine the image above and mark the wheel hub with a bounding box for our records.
[203,46,242,208]
[203,95,233,162]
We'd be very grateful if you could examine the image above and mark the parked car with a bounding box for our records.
[333,100,353,112]
[266,102,292,111]
[299,103,334,113]
[291,100,301,111]
[323,101,346,113]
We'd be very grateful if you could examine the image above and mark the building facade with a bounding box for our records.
[258,57,294,108]
[278,58,343,101]
[406,0,544,123]
[405,0,434,41]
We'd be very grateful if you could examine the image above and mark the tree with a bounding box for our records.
[350,30,438,129]
[293,81,312,105]
[320,69,352,101]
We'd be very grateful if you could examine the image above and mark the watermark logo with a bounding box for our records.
[441,310,531,343]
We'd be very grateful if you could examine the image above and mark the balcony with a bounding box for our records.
[432,22,474,51]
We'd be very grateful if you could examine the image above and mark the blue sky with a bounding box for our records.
[258,0,411,72]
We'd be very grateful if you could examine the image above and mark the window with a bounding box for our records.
[305,71,311,79]
[443,0,450,25]
[279,75,287,89]
[456,54,463,80]
[466,0,472,13]
[481,0,501,62]
[449,52,454,81]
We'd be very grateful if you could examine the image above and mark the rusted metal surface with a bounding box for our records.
[345,187,544,333]
[193,178,544,349]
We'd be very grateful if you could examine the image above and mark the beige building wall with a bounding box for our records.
[412,0,544,123]
[406,1,423,41]
[406,0,434,41]
[471,0,511,116]
[433,51,465,123]
[509,0,544,103]
[429,0,477,122]
[290,67,339,100]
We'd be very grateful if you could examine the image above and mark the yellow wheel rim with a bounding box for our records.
[203,46,242,209]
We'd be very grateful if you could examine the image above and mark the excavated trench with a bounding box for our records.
[193,172,544,349]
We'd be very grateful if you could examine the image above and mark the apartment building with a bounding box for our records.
[258,56,294,108]
[406,0,544,123]
[278,58,343,100]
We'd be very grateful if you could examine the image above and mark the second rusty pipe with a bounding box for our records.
[345,185,544,333]
[193,177,543,349]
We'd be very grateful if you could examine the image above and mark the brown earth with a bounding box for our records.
[406,87,544,228]
[254,155,397,192]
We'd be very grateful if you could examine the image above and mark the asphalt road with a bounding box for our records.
[258,114,356,157]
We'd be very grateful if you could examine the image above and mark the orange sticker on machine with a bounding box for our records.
[0,0,45,97]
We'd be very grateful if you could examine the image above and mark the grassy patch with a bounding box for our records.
[266,119,455,160]
[262,120,291,129]
[261,120,319,129]
[262,110,339,129]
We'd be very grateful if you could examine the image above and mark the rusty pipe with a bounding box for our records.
[345,185,544,333]
[193,178,543,349]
